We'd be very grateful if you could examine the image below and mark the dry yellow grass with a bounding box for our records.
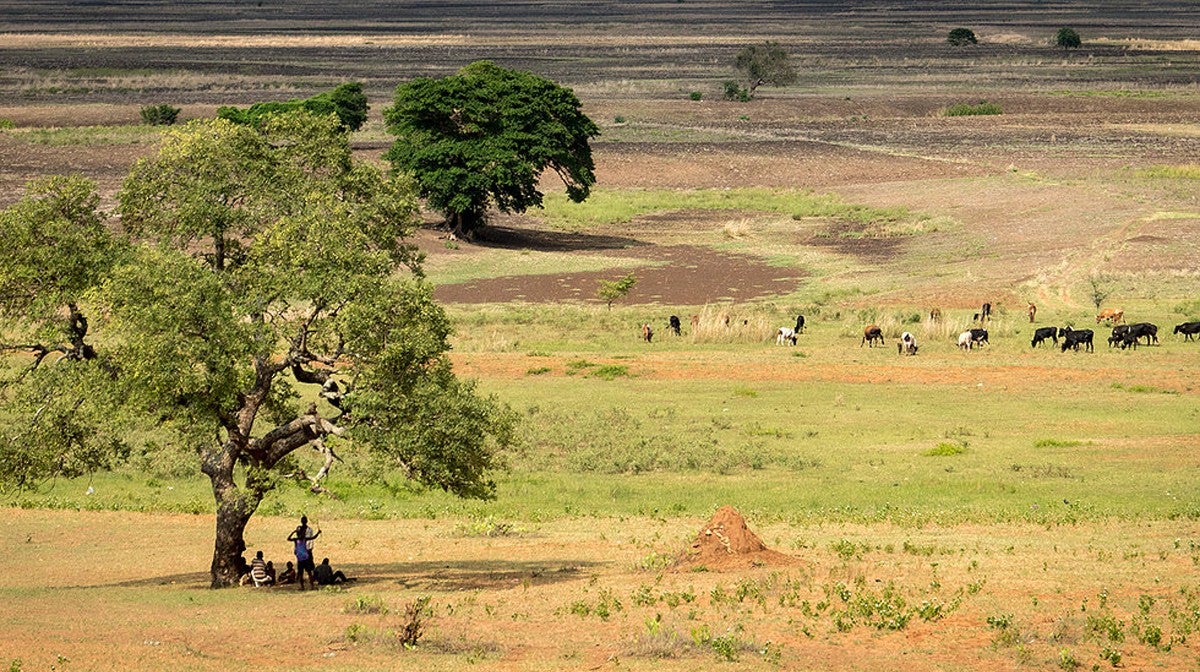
[6,509,1200,671]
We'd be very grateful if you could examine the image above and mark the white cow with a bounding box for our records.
[776,327,797,345]
[898,331,918,355]
[957,330,974,350]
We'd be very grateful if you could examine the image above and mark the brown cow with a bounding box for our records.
[929,307,942,322]
[641,323,654,342]
[1027,302,1036,323]
[861,324,885,347]
[1096,308,1124,325]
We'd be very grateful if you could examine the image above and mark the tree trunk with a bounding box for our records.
[210,491,257,587]
[203,441,266,588]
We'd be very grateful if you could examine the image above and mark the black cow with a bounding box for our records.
[969,328,989,347]
[1060,327,1094,353]
[972,302,992,322]
[1175,321,1200,341]
[1117,331,1139,350]
[1108,324,1130,348]
[668,315,682,336]
[794,314,805,334]
[1031,326,1058,348]
[1126,322,1158,346]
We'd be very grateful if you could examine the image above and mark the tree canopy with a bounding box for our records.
[0,111,515,587]
[383,61,599,236]
[734,42,798,97]
[218,82,370,131]
[1055,27,1082,50]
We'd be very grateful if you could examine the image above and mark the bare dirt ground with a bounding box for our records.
[7,508,1200,671]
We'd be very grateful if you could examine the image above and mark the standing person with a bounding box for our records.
[287,515,321,590]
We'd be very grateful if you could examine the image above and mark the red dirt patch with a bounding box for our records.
[674,505,797,571]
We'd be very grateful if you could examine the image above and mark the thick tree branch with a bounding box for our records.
[253,406,345,467]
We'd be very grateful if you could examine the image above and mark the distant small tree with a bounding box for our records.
[1087,271,1113,309]
[140,104,181,126]
[1056,27,1082,51]
[947,28,978,46]
[734,42,797,98]
[597,273,637,309]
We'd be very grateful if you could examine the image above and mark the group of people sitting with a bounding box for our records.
[240,515,353,589]
[242,551,351,588]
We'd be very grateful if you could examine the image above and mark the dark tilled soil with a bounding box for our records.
[429,227,806,305]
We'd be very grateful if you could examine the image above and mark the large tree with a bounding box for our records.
[0,112,515,587]
[383,61,599,237]
[734,41,798,98]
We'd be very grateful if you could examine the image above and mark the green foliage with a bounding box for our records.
[947,28,978,46]
[597,273,637,309]
[1056,27,1082,50]
[945,101,1003,116]
[688,91,703,101]
[722,80,750,102]
[0,118,13,129]
[734,41,797,97]
[384,61,599,235]
[218,82,368,131]
[139,104,180,126]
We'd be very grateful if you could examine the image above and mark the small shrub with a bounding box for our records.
[689,91,703,101]
[613,115,626,124]
[1057,647,1079,670]
[526,366,552,376]
[0,118,14,130]
[947,28,978,46]
[344,622,368,643]
[398,596,432,648]
[347,594,389,615]
[944,101,1003,116]
[140,104,181,126]
[722,81,750,102]
[1056,27,1082,50]
[455,515,518,537]
[590,364,631,381]
[925,442,967,457]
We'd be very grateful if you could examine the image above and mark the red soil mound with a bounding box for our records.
[675,506,797,571]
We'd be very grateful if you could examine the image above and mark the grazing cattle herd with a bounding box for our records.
[639,304,1199,356]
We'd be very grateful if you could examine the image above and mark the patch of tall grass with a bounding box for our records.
[1138,164,1200,180]
[536,188,914,230]
[7,124,163,146]
[944,101,1003,116]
